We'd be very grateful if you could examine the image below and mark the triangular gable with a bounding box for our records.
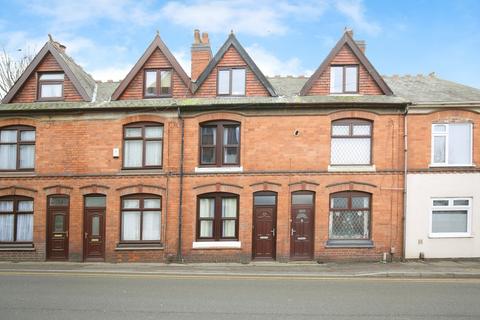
[193,33,276,96]
[111,34,191,100]
[2,40,95,103]
[300,31,393,96]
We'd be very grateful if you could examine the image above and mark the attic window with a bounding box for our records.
[144,69,172,98]
[330,65,358,94]
[38,73,64,100]
[217,68,246,96]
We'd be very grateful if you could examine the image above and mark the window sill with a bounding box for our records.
[194,166,243,174]
[429,164,476,168]
[192,241,241,249]
[115,243,164,251]
[325,240,374,248]
[0,171,36,177]
[328,165,376,172]
[119,169,164,175]
[428,233,473,239]
[0,244,35,251]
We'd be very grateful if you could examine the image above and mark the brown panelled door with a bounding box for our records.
[84,196,106,261]
[46,195,70,260]
[290,191,315,260]
[252,192,277,260]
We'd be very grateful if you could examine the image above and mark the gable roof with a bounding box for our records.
[300,31,393,96]
[111,34,191,100]
[193,33,277,96]
[2,38,96,103]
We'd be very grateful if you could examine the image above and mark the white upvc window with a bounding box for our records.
[431,123,473,166]
[430,198,472,238]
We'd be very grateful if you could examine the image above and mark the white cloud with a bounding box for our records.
[246,44,310,76]
[334,0,381,36]
[90,66,132,81]
[172,49,191,77]
[161,0,327,37]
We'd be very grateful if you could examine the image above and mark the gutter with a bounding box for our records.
[177,106,185,263]
[402,105,409,260]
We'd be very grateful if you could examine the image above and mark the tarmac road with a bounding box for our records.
[1,271,480,319]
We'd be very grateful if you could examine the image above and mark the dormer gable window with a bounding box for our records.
[217,68,246,96]
[144,69,172,98]
[38,72,64,100]
[330,65,358,94]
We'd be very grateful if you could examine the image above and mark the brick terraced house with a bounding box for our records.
[0,29,478,262]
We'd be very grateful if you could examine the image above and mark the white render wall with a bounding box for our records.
[406,173,480,259]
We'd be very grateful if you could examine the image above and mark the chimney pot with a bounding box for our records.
[201,32,209,44]
[191,29,212,81]
[193,29,201,44]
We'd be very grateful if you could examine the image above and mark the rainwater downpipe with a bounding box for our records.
[177,106,185,262]
[402,105,409,261]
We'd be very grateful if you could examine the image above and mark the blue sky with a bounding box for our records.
[1,0,479,88]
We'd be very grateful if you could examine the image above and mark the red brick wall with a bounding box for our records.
[118,48,191,99]
[194,46,270,97]
[191,47,212,81]
[306,44,384,96]
[407,109,480,170]
[11,52,84,103]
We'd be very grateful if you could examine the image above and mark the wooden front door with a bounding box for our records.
[252,192,277,260]
[46,195,69,260]
[84,208,105,261]
[290,192,314,260]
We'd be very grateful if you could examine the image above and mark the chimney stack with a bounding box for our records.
[191,29,212,81]
[355,40,366,53]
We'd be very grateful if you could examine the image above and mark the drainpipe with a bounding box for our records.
[402,105,409,261]
[177,106,185,263]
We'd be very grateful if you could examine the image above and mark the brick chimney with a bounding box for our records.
[355,40,366,53]
[191,29,212,81]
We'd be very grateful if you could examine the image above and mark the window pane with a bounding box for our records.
[124,140,143,167]
[201,127,216,145]
[0,145,16,169]
[331,197,348,209]
[125,127,142,138]
[20,131,35,142]
[40,84,62,98]
[142,211,161,240]
[254,195,276,206]
[433,136,446,163]
[0,214,14,241]
[448,123,471,164]
[0,201,13,212]
[200,221,213,237]
[345,66,358,92]
[218,70,230,94]
[144,199,161,209]
[145,71,157,96]
[122,211,140,240]
[201,147,216,164]
[54,215,65,232]
[453,199,469,206]
[199,198,214,218]
[432,210,468,233]
[332,125,349,136]
[85,196,106,207]
[331,138,371,165]
[145,141,162,166]
[433,200,449,206]
[145,126,163,138]
[49,197,69,206]
[19,145,35,169]
[16,214,33,241]
[292,193,313,205]
[91,216,100,236]
[123,199,140,209]
[223,126,239,145]
[352,196,369,209]
[222,198,237,218]
[222,220,236,237]
[18,200,33,212]
[0,130,17,142]
[39,73,64,80]
[160,71,171,95]
[231,69,246,95]
[352,125,371,136]
[433,124,447,133]
[330,210,369,239]
[223,147,238,164]
[330,66,343,93]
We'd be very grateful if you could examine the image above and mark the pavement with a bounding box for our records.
[1,259,480,279]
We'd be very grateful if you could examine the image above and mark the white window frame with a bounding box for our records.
[429,197,472,238]
[430,123,473,167]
